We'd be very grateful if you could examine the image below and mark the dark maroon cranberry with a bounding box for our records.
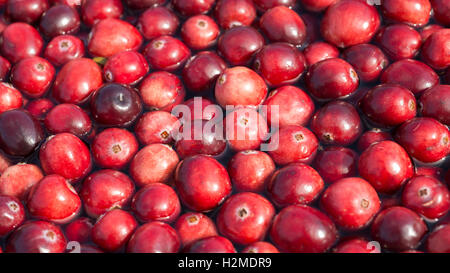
[420,85,450,126]
[135,111,180,145]
[371,206,427,252]
[357,129,391,152]
[214,0,256,30]
[421,29,450,71]
[39,4,80,38]
[181,15,219,50]
[301,0,338,12]
[44,35,85,67]
[426,224,450,253]
[218,26,264,66]
[0,109,43,157]
[11,56,55,98]
[6,0,49,24]
[304,42,340,67]
[125,0,166,9]
[0,56,11,81]
[1,23,44,64]
[187,236,236,253]
[342,44,389,83]
[0,164,43,200]
[431,0,450,26]
[45,103,91,137]
[64,217,93,243]
[173,0,215,16]
[376,24,422,61]
[314,146,358,183]
[0,195,25,236]
[333,238,380,253]
[143,35,190,72]
[25,98,54,121]
[301,13,321,45]
[81,0,123,26]
[381,0,431,27]
[127,221,180,253]
[242,242,279,253]
[0,83,23,114]
[174,212,218,248]
[260,6,306,46]
[103,51,149,86]
[137,6,179,40]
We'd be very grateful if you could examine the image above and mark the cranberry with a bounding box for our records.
[182,51,227,93]
[0,23,44,64]
[135,111,180,146]
[426,224,450,253]
[214,0,256,30]
[127,221,180,253]
[0,164,43,200]
[25,98,54,121]
[103,51,148,86]
[304,42,340,67]
[371,206,427,252]
[421,29,450,70]
[92,209,137,252]
[333,238,381,253]
[420,85,450,126]
[395,117,449,163]
[44,103,92,137]
[268,125,319,166]
[39,133,92,183]
[260,6,306,46]
[52,0,81,8]
[6,221,66,253]
[175,214,217,249]
[6,0,49,24]
[381,0,431,27]
[0,56,11,81]
[143,35,190,71]
[342,44,389,83]
[81,0,123,26]
[321,0,380,48]
[64,217,93,243]
[88,18,143,58]
[125,0,166,9]
[419,24,443,42]
[359,140,414,194]
[44,35,85,67]
[187,236,236,253]
[40,4,80,38]
[376,24,422,61]
[0,109,44,157]
[306,58,359,100]
[431,0,450,26]
[242,241,279,253]
[0,83,23,114]
[215,66,267,108]
[139,71,185,112]
[301,0,338,12]
[254,43,306,87]
[301,13,321,45]
[129,144,179,187]
[181,15,219,50]
[357,129,391,152]
[175,155,231,212]
[415,166,443,180]
[178,97,220,121]
[173,0,215,16]
[218,26,264,66]
[314,146,358,183]
[0,195,24,236]
[137,6,179,40]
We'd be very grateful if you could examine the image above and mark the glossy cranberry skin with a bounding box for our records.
[380,59,439,95]
[103,51,148,86]
[143,36,190,72]
[44,35,85,67]
[0,83,23,114]
[187,236,236,253]
[301,0,337,12]
[333,238,380,253]
[40,4,80,38]
[1,23,44,64]
[359,141,414,194]
[420,85,450,126]
[306,58,359,100]
[137,6,179,40]
[268,125,319,166]
[92,209,137,252]
[376,24,422,61]
[139,72,185,112]
[218,26,264,66]
[431,0,450,26]
[127,221,180,253]
[371,206,427,252]
[254,43,306,87]
[242,241,279,253]
[173,0,214,16]
[11,56,55,98]
[182,51,227,93]
[6,0,49,24]
[88,18,143,58]
[415,166,443,180]
[181,15,219,50]
[178,97,220,122]
[129,144,179,187]
[0,56,11,81]
[125,0,165,9]
[270,205,337,253]
[81,0,123,26]
[263,7,306,46]
[268,163,324,207]
[357,129,391,152]
[175,212,217,248]
[314,147,358,184]
[214,0,256,30]
[6,221,66,253]
[0,164,43,200]
[25,98,54,121]
[64,217,93,243]
[0,195,24,236]
[91,128,138,170]
[381,0,431,27]
[421,29,450,70]
[0,109,44,157]
[175,155,231,212]
[304,42,340,67]
[426,224,450,253]
[395,117,449,163]
[321,0,380,48]
[39,133,92,183]
[215,66,267,108]
[343,44,389,82]
[361,84,417,127]
[420,24,443,42]
[135,111,180,145]
[44,104,92,137]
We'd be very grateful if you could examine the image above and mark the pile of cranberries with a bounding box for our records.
[0,0,448,254]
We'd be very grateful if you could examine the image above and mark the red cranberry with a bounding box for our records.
[431,0,450,26]
[301,0,338,12]
[0,56,11,81]
[178,97,220,121]
[376,24,422,61]
[137,6,179,40]
[419,24,443,42]
[187,236,236,253]
[426,224,450,253]
[135,111,180,145]
[421,29,450,70]
[260,6,306,46]
[268,163,324,207]
[52,0,81,8]
[381,0,431,27]
[6,0,49,24]
[420,85,450,126]
[359,140,414,194]
[64,217,93,243]
[254,43,306,87]
[215,66,267,108]
[1,23,44,64]
[92,209,137,252]
[25,98,54,121]
[371,206,427,252]
[139,71,185,112]
[174,212,218,248]
[0,195,24,236]
[6,221,66,253]
[321,0,380,48]
[268,125,319,166]
[88,18,143,58]
[39,4,80,38]
[357,129,391,152]
[0,83,22,114]
[242,241,279,253]
[39,133,92,183]
[415,166,443,180]
[306,58,359,100]
[181,15,219,50]
[0,109,44,157]
[125,0,165,9]
[173,0,215,16]
[270,205,338,253]
[44,103,92,137]
[130,144,179,187]
[92,128,138,170]
[182,51,227,93]
[214,0,256,30]
[143,35,190,71]
[0,152,11,175]
[81,0,123,26]
[44,35,85,67]
[311,101,362,146]
[175,155,231,212]
[395,117,449,163]
[314,146,358,183]
[218,26,264,66]
[304,42,340,67]
[333,238,381,253]
[342,44,389,82]
[0,164,43,200]
[127,221,180,253]
[103,51,148,86]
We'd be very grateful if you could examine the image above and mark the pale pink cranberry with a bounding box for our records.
[135,111,180,145]
[181,15,219,50]
[0,164,43,200]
